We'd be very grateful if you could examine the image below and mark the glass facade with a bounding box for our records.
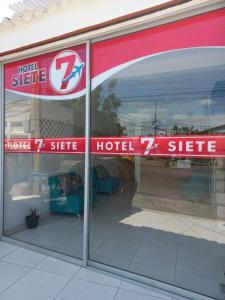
[2,8,225,299]
[90,47,225,299]
[4,93,86,258]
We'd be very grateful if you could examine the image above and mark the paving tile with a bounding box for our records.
[0,261,29,294]
[176,250,224,280]
[196,219,225,235]
[2,247,46,268]
[120,281,172,300]
[108,225,146,244]
[180,228,200,239]
[89,237,105,254]
[0,269,70,300]
[132,245,177,270]
[128,262,175,285]
[190,224,221,242]
[142,229,179,250]
[32,230,76,249]
[178,235,219,257]
[45,219,83,234]
[217,236,225,257]
[35,256,81,277]
[154,219,190,235]
[94,240,139,262]
[0,241,17,258]
[115,289,164,300]
[55,277,117,300]
[90,224,116,239]
[11,227,47,242]
[59,234,83,253]
[91,254,130,270]
[175,270,224,300]
[76,268,121,287]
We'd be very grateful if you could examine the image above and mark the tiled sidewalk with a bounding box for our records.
[0,241,184,300]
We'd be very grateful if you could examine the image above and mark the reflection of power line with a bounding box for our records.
[118,91,213,99]
[119,116,211,130]
[117,111,151,123]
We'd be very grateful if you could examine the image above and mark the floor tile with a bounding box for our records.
[55,277,118,300]
[0,269,70,300]
[108,225,146,244]
[94,240,139,262]
[2,247,46,268]
[154,219,190,235]
[0,241,17,258]
[120,281,172,300]
[190,224,221,242]
[89,237,106,254]
[90,224,116,239]
[35,256,81,277]
[60,234,83,252]
[132,245,177,270]
[128,262,175,285]
[115,289,164,300]
[76,268,121,287]
[178,235,219,257]
[176,250,224,280]
[0,261,29,293]
[196,219,225,235]
[32,230,75,249]
[11,229,44,242]
[142,229,179,250]
[217,236,225,257]
[175,270,225,300]
[91,255,130,270]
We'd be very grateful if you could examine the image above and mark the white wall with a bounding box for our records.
[0,0,169,53]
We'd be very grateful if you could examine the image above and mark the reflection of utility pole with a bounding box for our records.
[152,101,158,136]
[135,118,141,184]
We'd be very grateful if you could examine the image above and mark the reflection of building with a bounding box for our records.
[210,124,225,134]
[5,99,81,138]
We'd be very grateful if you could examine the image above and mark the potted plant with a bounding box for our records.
[25,209,39,229]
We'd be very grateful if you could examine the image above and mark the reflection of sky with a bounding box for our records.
[99,48,225,136]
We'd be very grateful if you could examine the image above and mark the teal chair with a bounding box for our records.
[48,174,84,216]
[92,166,121,195]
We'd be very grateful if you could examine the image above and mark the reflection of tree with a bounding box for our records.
[92,79,125,136]
[173,125,209,135]
[68,79,125,137]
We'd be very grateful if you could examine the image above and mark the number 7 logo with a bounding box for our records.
[141,137,158,155]
[49,50,84,94]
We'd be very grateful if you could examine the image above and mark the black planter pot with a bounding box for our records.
[25,215,39,229]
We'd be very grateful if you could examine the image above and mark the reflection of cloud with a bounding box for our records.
[116,48,225,79]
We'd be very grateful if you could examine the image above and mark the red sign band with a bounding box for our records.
[4,135,225,158]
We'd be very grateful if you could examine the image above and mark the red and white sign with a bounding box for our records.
[5,9,225,99]
[49,50,85,94]
[5,44,86,100]
[4,135,225,158]
[91,8,225,80]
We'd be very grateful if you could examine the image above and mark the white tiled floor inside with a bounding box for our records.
[7,189,225,299]
[0,241,186,300]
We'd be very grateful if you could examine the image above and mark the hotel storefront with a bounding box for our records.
[1,4,225,300]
